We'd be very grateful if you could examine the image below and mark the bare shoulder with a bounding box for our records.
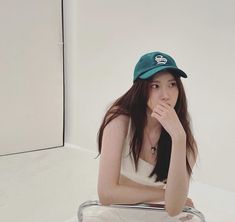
[98,112,130,189]
[104,105,130,137]
[103,113,130,143]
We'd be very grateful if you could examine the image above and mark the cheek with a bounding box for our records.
[172,90,179,104]
[147,98,152,109]
[171,87,179,97]
[147,93,158,109]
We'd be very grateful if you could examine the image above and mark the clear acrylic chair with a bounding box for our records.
[78,200,206,222]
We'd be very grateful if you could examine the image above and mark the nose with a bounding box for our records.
[160,87,170,101]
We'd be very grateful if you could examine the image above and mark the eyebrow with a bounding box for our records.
[151,79,176,83]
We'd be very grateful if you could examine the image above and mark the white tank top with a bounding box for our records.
[120,123,167,189]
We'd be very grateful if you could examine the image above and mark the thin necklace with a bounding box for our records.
[145,128,158,155]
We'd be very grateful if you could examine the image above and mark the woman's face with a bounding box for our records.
[147,71,179,111]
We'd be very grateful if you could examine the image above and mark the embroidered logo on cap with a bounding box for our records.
[155,55,167,65]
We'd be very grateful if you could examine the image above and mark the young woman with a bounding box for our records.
[96,51,198,219]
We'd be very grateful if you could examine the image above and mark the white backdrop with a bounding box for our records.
[65,0,235,192]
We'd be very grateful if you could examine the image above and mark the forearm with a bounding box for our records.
[165,136,189,215]
[98,183,165,206]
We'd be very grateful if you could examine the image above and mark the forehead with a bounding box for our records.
[152,71,176,81]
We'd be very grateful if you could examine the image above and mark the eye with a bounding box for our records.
[151,84,159,89]
[169,82,176,87]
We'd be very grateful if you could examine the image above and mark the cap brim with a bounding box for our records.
[139,66,187,79]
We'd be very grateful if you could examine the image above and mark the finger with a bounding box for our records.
[157,103,170,112]
[152,108,165,117]
[186,203,193,208]
[151,111,162,121]
[154,106,165,113]
[155,103,170,111]
[151,111,161,118]
[187,201,195,208]
[190,203,195,208]
[188,198,194,205]
[159,101,171,108]
[179,214,194,221]
[191,201,195,208]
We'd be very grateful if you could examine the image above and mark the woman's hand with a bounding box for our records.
[150,101,186,140]
[185,197,194,208]
[179,199,195,222]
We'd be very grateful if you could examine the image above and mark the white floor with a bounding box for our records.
[0,146,234,222]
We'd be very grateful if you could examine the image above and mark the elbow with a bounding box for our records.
[97,186,113,206]
[98,194,111,206]
[164,191,188,216]
[165,205,183,217]
[98,191,110,206]
[166,209,182,217]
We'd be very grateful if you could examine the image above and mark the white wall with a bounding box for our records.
[65,0,235,192]
[0,0,64,155]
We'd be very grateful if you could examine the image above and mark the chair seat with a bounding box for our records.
[78,200,206,222]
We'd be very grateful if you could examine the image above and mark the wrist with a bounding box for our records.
[171,132,186,143]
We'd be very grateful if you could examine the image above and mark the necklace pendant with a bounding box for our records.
[151,146,157,155]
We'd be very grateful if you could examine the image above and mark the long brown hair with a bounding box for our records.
[96,71,198,183]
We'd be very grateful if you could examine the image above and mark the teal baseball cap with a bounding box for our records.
[133,51,187,82]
